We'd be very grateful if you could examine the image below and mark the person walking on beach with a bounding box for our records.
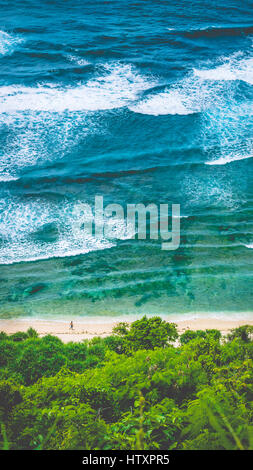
[70,321,74,330]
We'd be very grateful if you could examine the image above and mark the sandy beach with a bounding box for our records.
[0,317,253,343]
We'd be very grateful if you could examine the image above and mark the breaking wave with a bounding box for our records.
[0,198,134,265]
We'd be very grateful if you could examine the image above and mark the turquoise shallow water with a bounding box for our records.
[0,0,253,320]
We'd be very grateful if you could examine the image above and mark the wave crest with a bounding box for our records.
[0,30,24,56]
[205,153,253,166]
[0,64,154,113]
[194,54,253,86]
[0,198,133,265]
[129,90,194,115]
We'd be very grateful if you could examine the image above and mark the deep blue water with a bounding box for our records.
[0,0,253,319]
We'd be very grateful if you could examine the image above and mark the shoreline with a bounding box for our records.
[1,317,253,343]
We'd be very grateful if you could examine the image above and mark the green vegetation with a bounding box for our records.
[0,317,252,450]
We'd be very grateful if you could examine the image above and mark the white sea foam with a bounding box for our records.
[129,90,194,115]
[0,198,134,264]
[0,111,96,180]
[194,55,253,85]
[205,153,253,165]
[182,173,242,210]
[194,52,253,166]
[129,66,227,117]
[244,243,253,249]
[0,63,154,113]
[0,63,155,179]
[66,54,90,66]
[0,30,24,56]
[130,50,253,119]
[0,239,114,265]
[0,172,19,182]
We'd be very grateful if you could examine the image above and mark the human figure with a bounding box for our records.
[70,321,73,330]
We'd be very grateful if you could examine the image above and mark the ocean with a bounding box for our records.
[0,0,252,321]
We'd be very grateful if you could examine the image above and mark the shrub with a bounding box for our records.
[227,325,253,343]
[0,380,22,419]
[27,328,38,339]
[180,330,206,345]
[0,332,8,341]
[180,329,221,345]
[0,341,17,367]
[10,332,28,342]
[113,316,178,352]
[0,320,252,450]
[103,335,125,354]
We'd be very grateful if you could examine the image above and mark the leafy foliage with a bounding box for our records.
[0,317,252,450]
[227,325,253,343]
[180,329,221,345]
[113,316,178,352]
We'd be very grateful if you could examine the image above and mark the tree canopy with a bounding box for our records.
[0,317,252,450]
